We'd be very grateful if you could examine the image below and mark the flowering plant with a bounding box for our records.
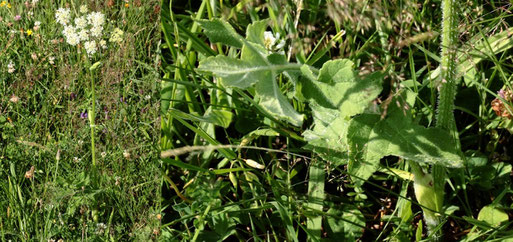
[54,4,125,167]
[55,5,123,57]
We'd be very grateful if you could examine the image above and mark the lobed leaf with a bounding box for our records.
[197,18,244,48]
[347,101,464,185]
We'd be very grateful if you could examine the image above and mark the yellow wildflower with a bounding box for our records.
[124,3,129,7]
[0,1,6,7]
[7,3,11,8]
[26,29,32,36]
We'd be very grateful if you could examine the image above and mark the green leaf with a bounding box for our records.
[301,60,383,117]
[254,74,304,126]
[326,205,365,240]
[347,99,464,185]
[197,56,264,89]
[197,18,243,48]
[426,27,513,86]
[301,60,382,165]
[477,205,509,226]
[270,201,299,242]
[306,160,325,241]
[198,39,303,126]
[415,219,423,241]
[246,19,268,45]
[303,106,349,166]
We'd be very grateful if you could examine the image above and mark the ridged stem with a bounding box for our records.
[421,0,460,240]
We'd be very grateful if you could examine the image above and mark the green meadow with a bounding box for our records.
[1,0,160,240]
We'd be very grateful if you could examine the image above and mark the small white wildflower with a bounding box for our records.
[7,61,15,73]
[32,0,39,5]
[79,4,88,14]
[123,150,130,159]
[275,39,285,50]
[49,56,55,65]
[78,140,84,145]
[109,28,124,43]
[66,33,80,46]
[73,157,81,163]
[101,152,107,158]
[90,26,103,38]
[96,223,107,234]
[99,39,107,49]
[62,25,80,46]
[263,31,276,50]
[34,21,41,31]
[55,8,71,25]
[87,12,105,28]
[145,95,151,100]
[28,11,34,16]
[78,29,89,41]
[75,16,88,29]
[84,40,97,55]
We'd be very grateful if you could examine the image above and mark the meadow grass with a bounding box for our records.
[0,0,160,240]
[162,0,513,241]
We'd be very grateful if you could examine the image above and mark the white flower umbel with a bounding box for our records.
[62,25,80,46]
[99,39,107,49]
[80,4,88,14]
[90,26,103,38]
[75,16,88,29]
[87,12,105,28]
[109,28,124,43]
[78,29,89,41]
[84,40,97,56]
[55,8,71,25]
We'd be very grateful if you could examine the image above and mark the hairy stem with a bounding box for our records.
[420,0,460,240]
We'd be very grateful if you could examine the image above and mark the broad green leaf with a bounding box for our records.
[302,59,382,165]
[254,73,304,126]
[301,60,383,117]
[317,59,355,84]
[246,19,268,45]
[197,18,243,48]
[347,100,464,185]
[197,23,304,126]
[197,55,264,89]
[303,108,349,166]
[204,109,233,129]
[477,205,509,226]
[346,113,380,185]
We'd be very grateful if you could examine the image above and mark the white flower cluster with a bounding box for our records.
[109,28,124,43]
[55,8,71,25]
[7,61,15,73]
[263,31,285,51]
[55,5,113,57]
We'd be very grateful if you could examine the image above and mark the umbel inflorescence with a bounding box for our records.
[55,5,124,57]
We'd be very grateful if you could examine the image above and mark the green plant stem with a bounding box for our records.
[418,0,459,240]
[90,72,96,168]
[84,55,97,168]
